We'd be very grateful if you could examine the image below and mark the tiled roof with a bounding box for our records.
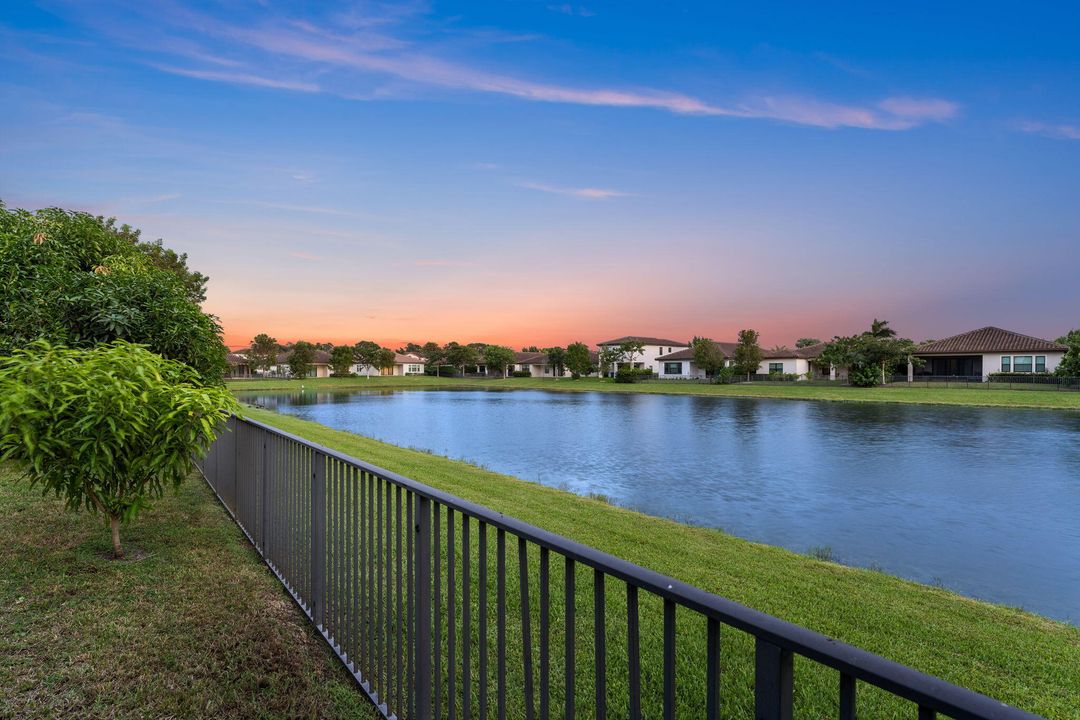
[394,353,424,364]
[915,327,1066,355]
[764,342,827,359]
[656,348,696,361]
[275,350,331,364]
[597,335,688,347]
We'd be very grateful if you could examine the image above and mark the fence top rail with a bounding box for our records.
[235,413,1042,720]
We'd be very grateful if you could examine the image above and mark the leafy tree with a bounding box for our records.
[396,342,422,354]
[691,337,727,377]
[545,346,567,377]
[373,347,396,374]
[0,341,237,558]
[598,346,624,377]
[249,333,279,374]
[818,324,921,386]
[0,205,227,381]
[1055,329,1080,377]
[353,340,382,375]
[444,342,478,375]
[618,340,646,369]
[565,341,593,379]
[420,341,445,376]
[796,337,822,348]
[521,345,540,353]
[732,329,765,379]
[330,345,355,376]
[288,341,316,379]
[483,344,516,378]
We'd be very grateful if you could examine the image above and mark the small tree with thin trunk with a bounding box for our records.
[483,344,516,378]
[619,341,646,369]
[329,345,354,376]
[373,347,396,375]
[565,342,592,379]
[733,329,764,380]
[288,341,316,379]
[545,346,567,377]
[691,337,727,378]
[0,341,237,558]
[249,333,279,375]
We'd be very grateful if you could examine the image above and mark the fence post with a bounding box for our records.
[311,450,326,629]
[755,637,793,720]
[415,495,432,720]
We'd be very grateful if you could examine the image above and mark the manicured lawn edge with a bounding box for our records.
[240,405,1080,719]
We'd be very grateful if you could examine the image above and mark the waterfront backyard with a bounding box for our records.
[238,387,1080,622]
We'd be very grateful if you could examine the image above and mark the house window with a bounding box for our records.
[664,362,683,375]
[1013,356,1033,373]
[769,363,784,374]
[1001,356,1010,372]
[1035,356,1046,373]
[407,364,422,373]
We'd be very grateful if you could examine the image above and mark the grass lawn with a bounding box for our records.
[239,406,1080,719]
[0,465,377,720]
[228,375,1080,410]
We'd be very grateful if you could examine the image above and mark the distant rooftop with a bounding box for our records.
[916,327,1066,355]
[597,335,688,347]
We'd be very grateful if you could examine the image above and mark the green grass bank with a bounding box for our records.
[239,406,1080,718]
[228,375,1080,410]
[0,466,376,720]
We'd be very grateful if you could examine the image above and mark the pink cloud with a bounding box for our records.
[516,181,630,199]
[153,64,319,92]
[1017,120,1080,140]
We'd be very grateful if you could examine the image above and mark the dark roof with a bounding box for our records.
[915,327,1066,355]
[515,351,547,364]
[764,342,827,359]
[394,353,424,364]
[657,342,738,362]
[226,352,249,365]
[597,335,688,347]
[275,350,331,364]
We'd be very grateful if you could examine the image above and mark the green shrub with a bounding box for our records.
[615,368,654,383]
[848,365,881,387]
[0,341,238,557]
[511,370,532,378]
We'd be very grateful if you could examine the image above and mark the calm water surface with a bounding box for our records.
[240,388,1080,622]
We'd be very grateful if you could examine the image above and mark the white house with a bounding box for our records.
[756,343,830,379]
[597,336,689,375]
[352,352,426,377]
[268,350,332,378]
[913,327,1066,379]
[656,343,737,379]
[512,350,601,377]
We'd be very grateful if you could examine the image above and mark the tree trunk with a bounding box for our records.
[110,515,124,559]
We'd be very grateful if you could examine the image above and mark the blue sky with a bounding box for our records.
[2,1,1078,347]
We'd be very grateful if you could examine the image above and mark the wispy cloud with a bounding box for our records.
[153,64,320,92]
[1017,120,1080,141]
[222,199,364,216]
[414,258,472,267]
[289,251,322,260]
[516,181,630,199]
[91,5,958,132]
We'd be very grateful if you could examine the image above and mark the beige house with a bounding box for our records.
[352,352,426,377]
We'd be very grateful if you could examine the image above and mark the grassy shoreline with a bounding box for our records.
[228,375,1080,410]
[241,405,1079,718]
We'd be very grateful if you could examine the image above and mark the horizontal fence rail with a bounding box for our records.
[197,415,1044,720]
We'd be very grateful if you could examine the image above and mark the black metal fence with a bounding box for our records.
[197,415,1043,720]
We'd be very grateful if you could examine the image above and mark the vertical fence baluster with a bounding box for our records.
[539,547,550,720]
[385,480,393,711]
[519,538,535,720]
[351,467,359,668]
[918,708,936,720]
[663,600,675,720]
[839,673,856,720]
[396,485,404,717]
[479,521,489,720]
[462,516,472,720]
[311,450,326,630]
[754,638,793,720]
[415,495,432,720]
[626,585,640,720]
[368,472,375,683]
[406,491,414,720]
[497,529,506,720]
[434,503,442,720]
[376,475,384,704]
[564,558,575,720]
[594,570,606,720]
[706,618,721,720]
[448,510,457,720]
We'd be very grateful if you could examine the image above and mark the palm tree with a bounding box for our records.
[868,319,896,338]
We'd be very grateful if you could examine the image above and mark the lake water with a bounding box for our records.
[239,388,1080,622]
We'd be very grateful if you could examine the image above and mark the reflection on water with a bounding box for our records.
[238,388,1080,622]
